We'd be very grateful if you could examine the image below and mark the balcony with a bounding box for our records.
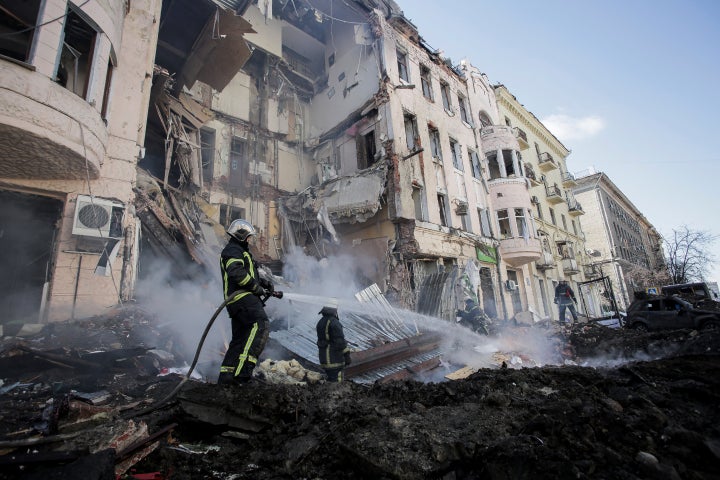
[0,61,105,180]
[538,152,557,172]
[568,199,584,216]
[513,127,529,150]
[535,251,556,270]
[524,163,542,186]
[545,185,565,205]
[480,125,520,154]
[562,257,580,276]
[498,236,542,267]
[561,171,577,187]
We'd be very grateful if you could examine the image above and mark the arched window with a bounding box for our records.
[478,111,492,128]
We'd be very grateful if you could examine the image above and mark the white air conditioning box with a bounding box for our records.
[505,280,518,291]
[72,195,125,239]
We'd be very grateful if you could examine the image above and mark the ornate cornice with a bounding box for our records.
[495,86,569,159]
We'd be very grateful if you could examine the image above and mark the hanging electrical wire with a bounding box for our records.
[0,0,93,38]
[304,0,369,25]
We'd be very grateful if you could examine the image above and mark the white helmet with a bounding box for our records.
[227,219,256,242]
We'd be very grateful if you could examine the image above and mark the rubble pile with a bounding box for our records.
[0,306,719,479]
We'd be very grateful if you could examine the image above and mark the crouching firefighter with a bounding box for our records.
[217,219,274,386]
[316,300,351,382]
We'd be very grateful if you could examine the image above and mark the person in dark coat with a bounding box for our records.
[316,300,351,382]
[217,219,274,386]
[554,279,579,323]
[457,297,489,335]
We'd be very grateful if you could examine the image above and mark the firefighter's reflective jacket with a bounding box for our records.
[220,237,263,311]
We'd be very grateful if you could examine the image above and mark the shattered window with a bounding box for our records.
[57,9,97,98]
[549,207,556,226]
[397,49,409,82]
[0,0,40,62]
[429,127,442,160]
[486,152,501,180]
[357,130,377,169]
[412,184,427,221]
[497,209,510,238]
[503,150,516,176]
[437,193,449,227]
[515,208,528,238]
[440,82,452,112]
[458,94,469,124]
[561,214,567,231]
[450,139,462,170]
[420,65,433,100]
[404,113,419,151]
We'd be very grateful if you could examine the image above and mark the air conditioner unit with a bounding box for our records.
[505,280,517,291]
[72,195,125,239]
[530,195,539,204]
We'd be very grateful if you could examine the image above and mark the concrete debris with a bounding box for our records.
[1,301,720,478]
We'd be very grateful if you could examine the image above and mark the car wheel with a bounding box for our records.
[701,320,719,331]
[631,323,648,332]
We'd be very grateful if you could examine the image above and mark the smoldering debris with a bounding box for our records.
[1,302,719,479]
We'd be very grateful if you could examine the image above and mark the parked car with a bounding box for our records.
[624,295,719,332]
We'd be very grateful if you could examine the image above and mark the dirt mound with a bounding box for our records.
[1,312,719,479]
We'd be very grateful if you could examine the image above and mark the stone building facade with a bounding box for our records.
[573,171,664,310]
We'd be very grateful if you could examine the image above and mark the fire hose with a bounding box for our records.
[123,288,284,418]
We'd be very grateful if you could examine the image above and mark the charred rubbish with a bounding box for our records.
[0,304,719,479]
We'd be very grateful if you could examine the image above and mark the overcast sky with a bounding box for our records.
[399,0,720,283]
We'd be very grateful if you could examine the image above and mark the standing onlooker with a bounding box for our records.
[554,280,579,324]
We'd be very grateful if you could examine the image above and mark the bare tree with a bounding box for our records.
[623,264,671,292]
[663,226,718,284]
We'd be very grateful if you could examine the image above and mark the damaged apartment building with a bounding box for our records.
[0,0,586,326]
[0,0,255,325]
[170,0,557,322]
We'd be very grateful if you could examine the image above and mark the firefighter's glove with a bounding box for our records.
[344,352,352,366]
[259,277,274,293]
[250,281,265,297]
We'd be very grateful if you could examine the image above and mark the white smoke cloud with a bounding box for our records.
[541,113,605,141]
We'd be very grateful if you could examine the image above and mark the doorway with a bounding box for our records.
[0,190,63,324]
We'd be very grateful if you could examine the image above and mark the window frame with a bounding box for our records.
[396,48,409,82]
[420,64,433,100]
[449,138,462,171]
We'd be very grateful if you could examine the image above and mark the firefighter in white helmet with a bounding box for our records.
[217,219,274,386]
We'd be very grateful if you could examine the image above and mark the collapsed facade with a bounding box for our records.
[0,0,661,328]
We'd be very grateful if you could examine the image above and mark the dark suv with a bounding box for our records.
[624,295,720,332]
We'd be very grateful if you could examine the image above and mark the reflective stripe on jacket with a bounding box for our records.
[316,308,349,369]
[221,238,258,305]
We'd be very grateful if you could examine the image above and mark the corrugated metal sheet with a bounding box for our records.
[270,291,442,383]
